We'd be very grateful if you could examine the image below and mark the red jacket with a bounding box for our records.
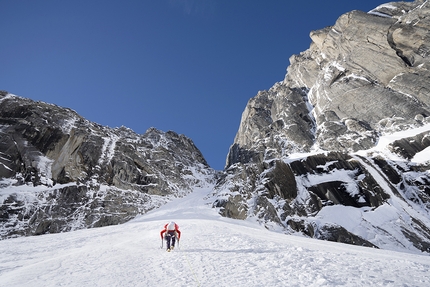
[160,222,181,239]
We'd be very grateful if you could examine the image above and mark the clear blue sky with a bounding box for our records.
[1,0,393,170]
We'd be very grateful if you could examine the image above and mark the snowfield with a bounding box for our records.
[0,187,429,287]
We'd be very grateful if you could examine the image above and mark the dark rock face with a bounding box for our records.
[286,218,378,248]
[1,184,154,237]
[0,93,215,238]
[214,1,430,253]
[264,160,297,200]
[388,131,430,160]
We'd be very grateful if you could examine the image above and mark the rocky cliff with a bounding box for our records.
[0,91,215,238]
[214,0,430,253]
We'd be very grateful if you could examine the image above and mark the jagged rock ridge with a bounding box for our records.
[0,91,215,238]
[214,0,430,254]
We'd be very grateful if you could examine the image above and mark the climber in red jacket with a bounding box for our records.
[160,221,181,251]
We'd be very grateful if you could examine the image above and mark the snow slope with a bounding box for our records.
[0,187,429,287]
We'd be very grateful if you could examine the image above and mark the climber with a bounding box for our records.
[160,221,181,251]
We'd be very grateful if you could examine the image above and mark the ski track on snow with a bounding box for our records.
[0,188,429,287]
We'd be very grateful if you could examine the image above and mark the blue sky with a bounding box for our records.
[1,0,393,170]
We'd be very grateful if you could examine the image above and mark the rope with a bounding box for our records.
[178,241,201,287]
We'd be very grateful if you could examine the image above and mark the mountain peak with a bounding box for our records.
[218,0,430,254]
[0,94,215,238]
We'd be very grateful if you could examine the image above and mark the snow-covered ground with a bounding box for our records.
[0,187,429,287]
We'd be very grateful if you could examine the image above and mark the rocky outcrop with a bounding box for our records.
[215,1,430,253]
[0,93,215,238]
[226,84,315,166]
[228,1,430,167]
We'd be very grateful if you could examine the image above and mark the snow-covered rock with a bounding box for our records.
[0,92,216,238]
[216,0,430,254]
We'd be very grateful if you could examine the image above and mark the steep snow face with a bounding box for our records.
[0,187,429,287]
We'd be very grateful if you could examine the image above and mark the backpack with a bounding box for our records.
[167,222,176,231]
